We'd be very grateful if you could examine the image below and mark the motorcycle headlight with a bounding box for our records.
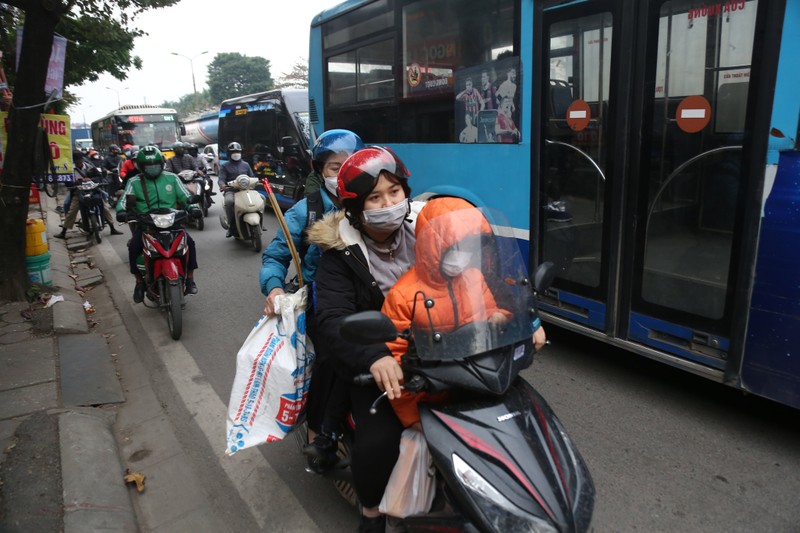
[150,212,176,228]
[237,175,252,189]
[452,453,558,533]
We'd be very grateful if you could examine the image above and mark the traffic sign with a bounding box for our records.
[566,100,591,132]
[676,95,711,133]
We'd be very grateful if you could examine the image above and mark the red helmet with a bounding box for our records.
[337,146,410,208]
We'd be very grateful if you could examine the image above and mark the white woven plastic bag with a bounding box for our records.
[225,287,315,454]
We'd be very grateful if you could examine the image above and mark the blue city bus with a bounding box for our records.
[309,0,800,408]
[218,89,312,209]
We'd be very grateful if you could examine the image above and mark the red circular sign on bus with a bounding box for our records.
[676,95,711,133]
[566,100,591,132]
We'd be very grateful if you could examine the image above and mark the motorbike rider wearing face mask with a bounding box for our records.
[55,151,123,239]
[102,144,123,174]
[258,129,363,471]
[116,146,201,302]
[305,146,425,532]
[165,141,200,175]
[218,142,254,237]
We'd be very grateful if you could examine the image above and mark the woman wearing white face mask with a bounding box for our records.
[306,146,425,532]
[258,130,364,473]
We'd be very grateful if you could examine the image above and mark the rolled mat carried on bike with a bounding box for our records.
[259,178,304,288]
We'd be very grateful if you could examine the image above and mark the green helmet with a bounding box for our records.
[136,146,165,179]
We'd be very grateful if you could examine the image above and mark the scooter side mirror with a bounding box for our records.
[340,311,399,344]
[533,261,557,294]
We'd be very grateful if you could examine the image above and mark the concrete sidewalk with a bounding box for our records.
[0,191,223,532]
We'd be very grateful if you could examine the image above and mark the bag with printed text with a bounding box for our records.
[225,287,315,455]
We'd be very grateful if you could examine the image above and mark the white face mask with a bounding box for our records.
[323,176,339,197]
[441,249,472,277]
[231,153,242,161]
[361,198,408,233]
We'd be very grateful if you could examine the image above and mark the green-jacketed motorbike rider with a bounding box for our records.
[116,146,201,303]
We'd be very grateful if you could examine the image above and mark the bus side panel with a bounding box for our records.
[385,143,531,233]
[743,152,800,410]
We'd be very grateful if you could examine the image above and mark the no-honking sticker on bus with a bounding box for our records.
[676,95,711,133]
[566,100,591,131]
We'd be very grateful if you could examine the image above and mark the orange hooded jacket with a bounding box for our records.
[381,197,511,426]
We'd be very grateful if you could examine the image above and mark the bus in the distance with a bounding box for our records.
[91,105,181,154]
[309,0,800,409]
[217,89,312,210]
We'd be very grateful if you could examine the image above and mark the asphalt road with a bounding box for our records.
[100,199,800,532]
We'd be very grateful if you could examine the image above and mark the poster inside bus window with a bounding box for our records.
[455,56,520,144]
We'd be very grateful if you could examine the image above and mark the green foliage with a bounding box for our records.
[207,52,273,104]
[161,90,215,119]
[1,0,180,111]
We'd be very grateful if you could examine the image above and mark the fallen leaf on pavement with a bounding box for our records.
[124,469,146,493]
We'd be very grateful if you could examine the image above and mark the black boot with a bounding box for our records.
[110,226,123,235]
[358,514,386,533]
[54,229,66,239]
[302,432,339,473]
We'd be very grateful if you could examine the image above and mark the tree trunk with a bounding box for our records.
[0,1,64,301]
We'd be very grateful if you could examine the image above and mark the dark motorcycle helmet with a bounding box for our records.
[337,146,411,216]
[109,144,120,154]
[172,141,186,156]
[136,146,165,179]
[186,143,198,157]
[311,129,364,174]
[227,141,242,152]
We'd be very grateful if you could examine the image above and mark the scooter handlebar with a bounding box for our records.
[353,373,375,386]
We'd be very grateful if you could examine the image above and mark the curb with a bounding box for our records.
[60,409,137,533]
[41,192,139,532]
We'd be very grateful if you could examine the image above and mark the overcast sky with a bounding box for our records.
[68,0,335,126]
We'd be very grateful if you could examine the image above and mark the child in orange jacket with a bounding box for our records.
[381,197,512,427]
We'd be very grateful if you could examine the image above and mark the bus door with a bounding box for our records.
[538,0,763,370]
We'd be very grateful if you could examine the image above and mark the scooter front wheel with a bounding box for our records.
[92,213,102,244]
[251,225,262,252]
[164,280,183,340]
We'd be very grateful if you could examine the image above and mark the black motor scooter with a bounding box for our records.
[337,205,594,532]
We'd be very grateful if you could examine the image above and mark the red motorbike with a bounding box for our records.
[132,207,191,340]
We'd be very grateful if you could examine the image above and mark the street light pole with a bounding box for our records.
[170,51,209,94]
[105,86,129,108]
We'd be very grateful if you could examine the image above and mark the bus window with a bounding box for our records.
[323,0,517,143]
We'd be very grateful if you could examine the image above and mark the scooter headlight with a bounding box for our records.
[150,212,176,229]
[237,175,252,190]
[452,453,557,533]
